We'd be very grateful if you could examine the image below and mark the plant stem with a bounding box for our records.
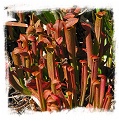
[64,26,78,86]
[95,11,106,43]
[62,64,72,108]
[67,66,77,107]
[104,94,112,111]
[98,74,106,108]
[36,73,46,111]
[102,85,112,110]
[64,26,76,64]
[46,46,56,94]
[79,60,88,107]
[94,81,100,108]
[89,56,99,104]
[90,80,100,108]
[81,23,93,68]
[99,32,106,64]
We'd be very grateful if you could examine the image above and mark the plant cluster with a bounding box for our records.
[5,6,114,113]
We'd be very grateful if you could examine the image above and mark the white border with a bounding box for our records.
[0,0,119,121]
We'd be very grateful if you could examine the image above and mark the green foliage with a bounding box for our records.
[37,11,56,24]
